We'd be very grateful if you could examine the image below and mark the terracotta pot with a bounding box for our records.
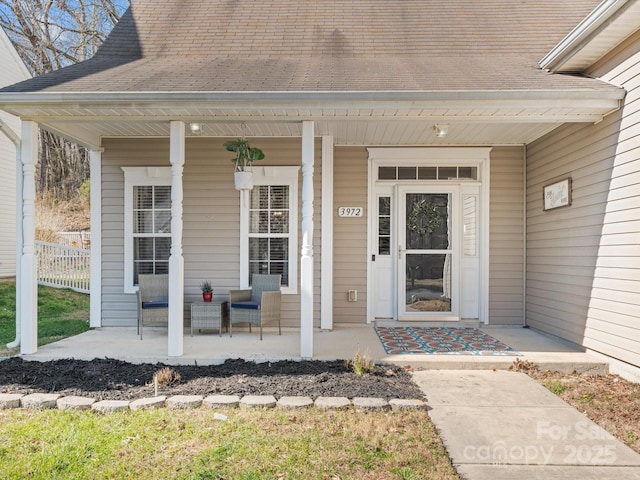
[202,292,213,302]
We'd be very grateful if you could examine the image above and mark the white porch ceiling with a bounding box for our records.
[1,90,623,148]
[16,103,619,149]
[43,117,566,147]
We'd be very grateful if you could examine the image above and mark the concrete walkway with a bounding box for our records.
[412,370,640,480]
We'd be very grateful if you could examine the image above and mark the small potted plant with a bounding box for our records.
[223,138,265,190]
[201,281,213,302]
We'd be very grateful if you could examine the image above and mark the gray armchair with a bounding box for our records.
[136,274,169,339]
[229,274,282,340]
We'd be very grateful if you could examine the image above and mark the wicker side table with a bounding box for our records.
[190,300,228,336]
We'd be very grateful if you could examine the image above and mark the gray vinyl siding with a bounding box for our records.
[0,34,28,278]
[101,137,322,328]
[526,31,640,367]
[489,147,525,325]
[333,147,369,324]
[0,127,16,277]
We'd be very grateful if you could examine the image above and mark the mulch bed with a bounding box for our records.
[0,357,425,402]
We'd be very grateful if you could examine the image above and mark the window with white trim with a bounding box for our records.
[241,167,299,294]
[122,167,171,292]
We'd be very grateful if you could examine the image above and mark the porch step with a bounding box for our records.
[381,357,609,374]
[374,320,482,328]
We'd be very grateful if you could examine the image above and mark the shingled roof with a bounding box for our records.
[0,0,616,94]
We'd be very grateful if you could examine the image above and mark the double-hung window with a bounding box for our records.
[241,167,299,294]
[122,167,171,292]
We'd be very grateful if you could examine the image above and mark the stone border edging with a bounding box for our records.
[1,392,426,413]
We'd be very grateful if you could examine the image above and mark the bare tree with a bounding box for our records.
[0,0,130,198]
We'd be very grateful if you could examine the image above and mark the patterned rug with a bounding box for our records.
[374,326,521,356]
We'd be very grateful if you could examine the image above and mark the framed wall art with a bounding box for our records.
[543,177,572,211]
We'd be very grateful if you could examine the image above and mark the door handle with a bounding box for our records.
[398,246,405,259]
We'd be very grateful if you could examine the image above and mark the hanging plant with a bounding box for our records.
[224,138,265,172]
[223,138,265,191]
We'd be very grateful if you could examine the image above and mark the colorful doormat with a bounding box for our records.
[374,326,521,356]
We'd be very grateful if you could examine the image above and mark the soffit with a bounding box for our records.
[541,0,640,72]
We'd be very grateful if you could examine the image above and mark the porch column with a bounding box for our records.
[168,121,185,357]
[321,136,334,330]
[20,121,38,354]
[89,149,103,328]
[300,121,315,358]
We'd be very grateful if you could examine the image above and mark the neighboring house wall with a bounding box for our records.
[527,30,640,367]
[101,137,322,327]
[489,146,526,325]
[0,31,28,278]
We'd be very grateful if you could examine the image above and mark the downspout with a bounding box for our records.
[0,118,21,348]
[522,144,527,327]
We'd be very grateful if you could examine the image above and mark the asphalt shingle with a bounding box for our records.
[1,0,608,94]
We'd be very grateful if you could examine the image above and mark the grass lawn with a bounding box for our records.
[0,278,90,356]
[0,408,459,480]
[512,360,640,455]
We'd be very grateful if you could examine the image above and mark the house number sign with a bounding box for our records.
[338,207,363,217]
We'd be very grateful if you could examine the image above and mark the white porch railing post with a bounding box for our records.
[300,121,315,359]
[20,120,38,354]
[168,121,185,357]
[89,149,103,327]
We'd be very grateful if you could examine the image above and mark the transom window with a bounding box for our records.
[379,165,477,181]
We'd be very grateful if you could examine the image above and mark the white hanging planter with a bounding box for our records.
[234,171,254,191]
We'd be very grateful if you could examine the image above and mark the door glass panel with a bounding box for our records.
[404,192,452,314]
[405,254,451,312]
[398,166,417,180]
[418,167,437,179]
[438,167,458,179]
[378,167,396,180]
[378,196,391,255]
[406,193,449,250]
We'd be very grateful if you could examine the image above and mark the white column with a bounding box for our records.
[300,121,315,358]
[89,149,103,328]
[168,121,185,356]
[20,121,38,354]
[321,136,334,330]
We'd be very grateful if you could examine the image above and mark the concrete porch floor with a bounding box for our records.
[23,324,608,373]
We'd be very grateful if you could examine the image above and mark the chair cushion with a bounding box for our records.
[142,301,169,309]
[231,301,261,310]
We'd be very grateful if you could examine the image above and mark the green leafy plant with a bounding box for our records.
[223,138,265,172]
[346,348,376,376]
[545,379,567,395]
[200,281,213,293]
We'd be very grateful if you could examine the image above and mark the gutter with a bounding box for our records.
[0,87,627,108]
[0,118,21,349]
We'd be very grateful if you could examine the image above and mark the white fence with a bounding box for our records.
[57,231,91,249]
[36,241,90,293]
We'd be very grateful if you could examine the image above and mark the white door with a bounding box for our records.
[397,186,459,320]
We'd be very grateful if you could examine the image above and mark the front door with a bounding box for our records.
[398,186,458,320]
[368,148,489,324]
